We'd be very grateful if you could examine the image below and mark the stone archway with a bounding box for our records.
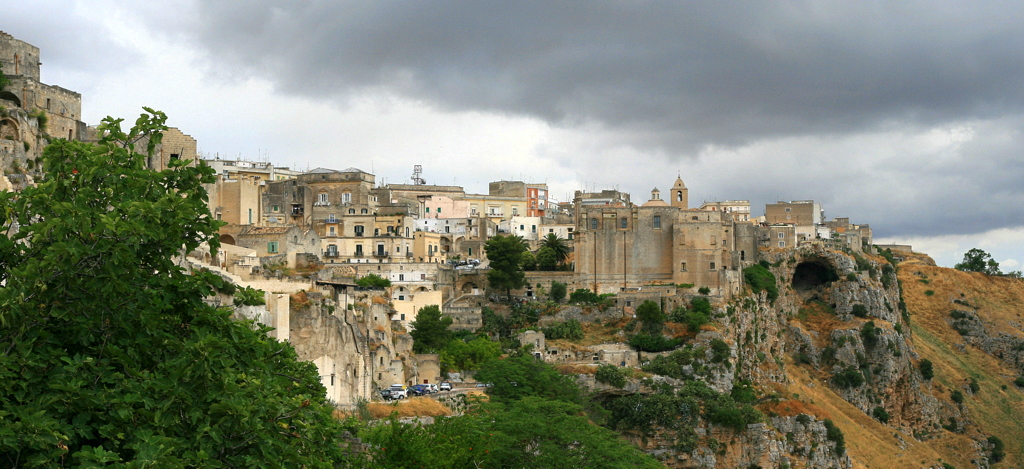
[0,118,20,142]
[220,234,236,245]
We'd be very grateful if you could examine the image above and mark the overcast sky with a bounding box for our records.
[5,1,1023,269]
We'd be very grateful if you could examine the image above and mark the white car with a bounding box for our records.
[439,382,452,391]
[387,384,407,399]
[425,383,439,393]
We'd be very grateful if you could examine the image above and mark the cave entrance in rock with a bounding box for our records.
[792,259,839,292]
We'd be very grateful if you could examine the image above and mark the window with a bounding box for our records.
[620,218,627,229]
[327,214,337,223]
[437,207,441,213]
[273,205,279,212]
[329,226,336,236]
[741,250,745,261]
[355,245,363,255]
[342,193,351,204]
[268,241,279,253]
[318,192,328,204]
[405,227,410,237]
[653,215,661,229]
[354,225,364,237]
[425,207,430,213]
[361,208,368,214]
[676,191,683,202]
[709,262,715,270]
[680,262,687,272]
[532,225,537,233]
[590,218,598,229]
[785,207,791,212]
[401,314,406,321]
[326,245,338,256]
[778,232,784,239]
[349,208,355,214]
[399,274,404,281]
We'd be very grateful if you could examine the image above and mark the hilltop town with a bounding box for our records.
[5,31,1023,468]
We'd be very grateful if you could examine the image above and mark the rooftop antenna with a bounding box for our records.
[411,165,426,185]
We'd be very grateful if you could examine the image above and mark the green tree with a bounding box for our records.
[440,335,502,371]
[356,273,391,288]
[955,248,1002,275]
[410,305,453,353]
[549,281,567,303]
[541,233,570,265]
[536,246,558,271]
[0,109,354,467]
[635,300,665,333]
[474,352,582,404]
[485,234,527,301]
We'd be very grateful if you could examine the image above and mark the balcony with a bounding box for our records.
[313,201,331,207]
[373,252,390,259]
[325,251,340,258]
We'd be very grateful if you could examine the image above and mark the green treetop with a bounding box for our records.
[955,248,1002,275]
[410,304,453,353]
[0,109,354,467]
[485,234,527,301]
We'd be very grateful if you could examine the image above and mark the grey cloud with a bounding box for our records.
[157,1,1024,149]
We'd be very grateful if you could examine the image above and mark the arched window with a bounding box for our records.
[676,191,683,202]
[349,208,355,214]
[361,208,368,214]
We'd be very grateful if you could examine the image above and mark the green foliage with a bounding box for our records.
[479,303,540,339]
[628,333,683,352]
[474,353,582,404]
[881,263,896,288]
[860,321,881,348]
[0,109,352,467]
[604,380,761,435]
[440,335,502,371]
[355,273,391,288]
[670,296,713,332]
[536,246,559,271]
[542,319,584,341]
[641,346,704,379]
[924,289,935,296]
[233,285,266,306]
[823,419,846,455]
[951,390,964,404]
[410,305,453,353]
[595,364,628,388]
[29,109,49,133]
[969,378,980,394]
[636,299,665,333]
[851,304,868,318]
[485,234,528,300]
[919,359,935,380]
[743,264,779,302]
[710,339,731,363]
[988,435,1005,463]
[0,63,8,91]
[730,381,757,404]
[846,272,858,281]
[698,286,711,295]
[1014,376,1024,388]
[872,406,890,423]
[541,233,570,264]
[955,248,1002,275]
[549,281,567,303]
[520,251,537,271]
[832,367,865,388]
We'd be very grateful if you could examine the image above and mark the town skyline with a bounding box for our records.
[5,1,1023,269]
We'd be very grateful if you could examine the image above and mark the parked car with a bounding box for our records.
[408,384,429,396]
[425,383,439,393]
[387,384,407,399]
[379,389,395,401]
[439,382,452,392]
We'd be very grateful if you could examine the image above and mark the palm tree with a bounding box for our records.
[542,233,570,265]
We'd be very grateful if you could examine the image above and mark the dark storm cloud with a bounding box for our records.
[137,1,1024,239]
[158,1,1024,148]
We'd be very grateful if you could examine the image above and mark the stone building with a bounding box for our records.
[0,31,86,170]
[573,179,748,297]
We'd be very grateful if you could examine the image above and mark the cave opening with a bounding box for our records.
[792,260,839,291]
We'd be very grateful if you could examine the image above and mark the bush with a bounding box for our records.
[698,286,711,295]
[847,272,857,281]
[636,300,665,334]
[924,290,935,296]
[969,378,980,394]
[951,390,964,404]
[233,285,266,306]
[595,364,627,388]
[872,406,890,424]
[1015,376,1024,388]
[356,273,391,288]
[851,304,868,318]
[823,419,846,455]
[860,321,881,348]
[832,367,865,388]
[919,359,934,380]
[549,281,567,303]
[988,435,1005,463]
[710,339,731,363]
[628,333,683,352]
[543,319,584,341]
[743,264,779,302]
[641,347,702,379]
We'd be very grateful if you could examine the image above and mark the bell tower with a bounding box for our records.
[670,176,688,209]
